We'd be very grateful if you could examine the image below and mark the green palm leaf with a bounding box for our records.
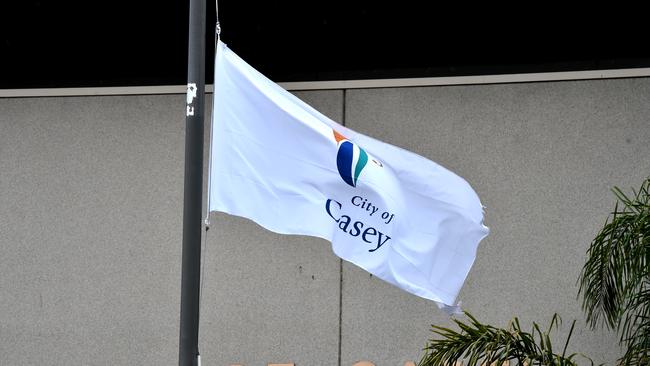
[418,312,591,366]
[578,177,650,365]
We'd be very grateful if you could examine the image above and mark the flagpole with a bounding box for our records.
[178,0,206,362]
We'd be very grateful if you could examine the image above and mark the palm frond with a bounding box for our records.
[577,177,650,365]
[418,312,591,366]
[578,178,650,328]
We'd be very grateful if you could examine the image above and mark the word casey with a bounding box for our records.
[325,195,395,252]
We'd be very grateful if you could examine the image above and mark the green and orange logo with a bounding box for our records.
[333,130,368,187]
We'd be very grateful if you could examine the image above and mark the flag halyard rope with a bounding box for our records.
[197,0,220,359]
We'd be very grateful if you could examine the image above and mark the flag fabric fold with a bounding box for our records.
[208,40,489,310]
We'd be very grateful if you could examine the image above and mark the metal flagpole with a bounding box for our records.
[178,0,206,361]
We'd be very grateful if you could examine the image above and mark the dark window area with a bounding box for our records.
[1,1,647,89]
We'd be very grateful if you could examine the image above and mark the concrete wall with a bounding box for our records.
[1,78,649,365]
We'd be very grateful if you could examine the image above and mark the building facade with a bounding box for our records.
[2,76,649,365]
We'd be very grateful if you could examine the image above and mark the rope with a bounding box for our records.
[198,0,220,358]
[205,0,220,226]
[197,224,209,340]
[215,0,221,41]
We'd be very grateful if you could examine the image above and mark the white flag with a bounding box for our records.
[208,40,489,311]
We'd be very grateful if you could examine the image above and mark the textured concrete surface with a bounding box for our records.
[0,95,186,365]
[342,78,650,365]
[1,79,649,365]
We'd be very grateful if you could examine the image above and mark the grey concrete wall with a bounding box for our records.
[0,95,186,365]
[1,79,649,366]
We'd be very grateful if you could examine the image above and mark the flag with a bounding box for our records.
[208,40,489,311]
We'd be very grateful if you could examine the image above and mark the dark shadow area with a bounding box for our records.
[1,1,647,88]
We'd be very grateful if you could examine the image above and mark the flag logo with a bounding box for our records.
[333,130,368,187]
